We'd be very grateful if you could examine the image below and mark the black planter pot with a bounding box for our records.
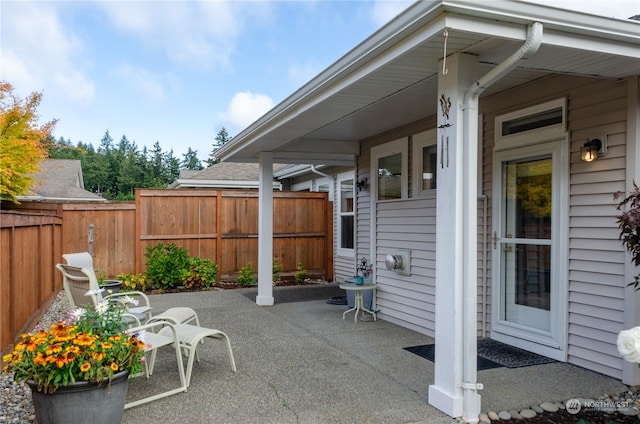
[100,279,123,294]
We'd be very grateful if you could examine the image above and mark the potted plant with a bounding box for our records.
[96,268,123,294]
[2,291,146,424]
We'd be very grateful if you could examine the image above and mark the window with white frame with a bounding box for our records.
[412,129,437,197]
[371,138,408,201]
[337,172,355,256]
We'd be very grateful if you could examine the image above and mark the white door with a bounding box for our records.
[492,141,567,360]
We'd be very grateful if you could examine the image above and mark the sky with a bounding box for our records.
[2,0,639,162]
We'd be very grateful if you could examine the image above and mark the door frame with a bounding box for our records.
[490,123,569,362]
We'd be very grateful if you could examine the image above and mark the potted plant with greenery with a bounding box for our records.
[95,268,123,294]
[2,291,146,424]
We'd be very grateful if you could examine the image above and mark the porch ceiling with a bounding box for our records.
[216,0,640,166]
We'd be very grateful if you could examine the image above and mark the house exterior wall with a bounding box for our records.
[356,74,633,379]
[480,74,631,379]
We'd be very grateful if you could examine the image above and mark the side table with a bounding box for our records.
[339,283,377,322]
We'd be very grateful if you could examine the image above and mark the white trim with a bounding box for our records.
[494,98,567,150]
[337,171,355,258]
[490,138,568,361]
[291,181,312,192]
[171,179,283,190]
[412,129,438,198]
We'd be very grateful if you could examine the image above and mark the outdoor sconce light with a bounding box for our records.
[581,136,607,162]
[356,178,368,191]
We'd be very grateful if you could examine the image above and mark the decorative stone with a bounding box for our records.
[479,413,490,423]
[509,410,523,419]
[488,411,499,421]
[540,402,559,413]
[619,407,638,416]
[531,405,544,413]
[520,409,537,419]
[498,411,511,420]
[555,402,565,410]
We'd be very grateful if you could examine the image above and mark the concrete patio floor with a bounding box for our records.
[122,287,628,423]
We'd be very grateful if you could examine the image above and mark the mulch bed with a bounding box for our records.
[146,279,330,294]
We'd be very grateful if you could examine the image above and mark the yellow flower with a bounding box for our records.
[80,362,91,372]
[110,362,119,371]
[92,351,106,361]
[101,342,113,350]
[2,353,12,363]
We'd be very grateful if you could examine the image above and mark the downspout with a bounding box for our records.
[460,22,543,423]
[310,165,337,281]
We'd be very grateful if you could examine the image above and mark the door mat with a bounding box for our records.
[403,339,556,370]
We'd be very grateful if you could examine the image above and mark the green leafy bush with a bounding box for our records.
[272,258,282,282]
[237,262,256,287]
[294,262,307,283]
[144,242,190,289]
[183,257,218,289]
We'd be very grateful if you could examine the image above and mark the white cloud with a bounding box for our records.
[99,1,270,69]
[113,65,167,103]
[369,1,414,28]
[219,92,275,133]
[0,2,94,104]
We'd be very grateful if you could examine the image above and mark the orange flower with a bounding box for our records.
[110,362,119,371]
[91,351,106,361]
[101,342,113,350]
[80,362,91,372]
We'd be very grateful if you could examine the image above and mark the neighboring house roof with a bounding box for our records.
[168,162,287,189]
[18,159,106,202]
[215,0,640,165]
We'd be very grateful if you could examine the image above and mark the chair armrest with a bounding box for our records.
[105,291,151,308]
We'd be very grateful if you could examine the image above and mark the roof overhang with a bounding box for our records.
[216,0,640,165]
[169,179,283,190]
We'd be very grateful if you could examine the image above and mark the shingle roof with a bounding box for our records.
[20,159,105,202]
[186,162,288,181]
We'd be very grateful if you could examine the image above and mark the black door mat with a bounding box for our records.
[403,338,556,370]
[326,296,348,305]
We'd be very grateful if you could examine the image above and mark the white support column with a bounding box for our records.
[623,76,640,385]
[257,152,274,306]
[428,53,478,418]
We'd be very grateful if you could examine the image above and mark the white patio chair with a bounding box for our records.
[124,320,188,408]
[62,252,152,322]
[56,262,199,327]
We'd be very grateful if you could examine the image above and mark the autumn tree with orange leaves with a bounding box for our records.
[0,81,56,203]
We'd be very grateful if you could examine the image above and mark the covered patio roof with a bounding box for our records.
[216,0,640,166]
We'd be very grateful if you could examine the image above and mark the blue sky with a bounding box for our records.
[2,1,639,162]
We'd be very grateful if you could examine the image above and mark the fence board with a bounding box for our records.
[1,211,62,357]
[2,189,332,354]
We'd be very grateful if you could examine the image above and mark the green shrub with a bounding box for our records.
[294,262,307,283]
[183,257,218,289]
[272,258,282,282]
[237,262,257,287]
[144,242,190,289]
[118,273,150,292]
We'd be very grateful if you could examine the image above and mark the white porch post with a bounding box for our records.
[428,53,479,419]
[623,75,640,385]
[257,151,274,306]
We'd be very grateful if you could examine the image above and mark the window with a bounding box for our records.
[337,172,355,256]
[371,138,408,201]
[495,98,566,149]
[412,129,437,197]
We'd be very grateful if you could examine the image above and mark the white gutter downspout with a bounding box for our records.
[460,22,543,423]
[310,165,337,281]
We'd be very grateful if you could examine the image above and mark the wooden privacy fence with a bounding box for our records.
[1,211,63,357]
[63,189,333,280]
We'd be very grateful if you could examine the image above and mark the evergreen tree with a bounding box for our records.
[182,147,203,170]
[206,127,232,167]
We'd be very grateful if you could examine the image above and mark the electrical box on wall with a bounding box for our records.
[385,250,411,276]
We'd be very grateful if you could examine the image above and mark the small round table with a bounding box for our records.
[339,283,377,322]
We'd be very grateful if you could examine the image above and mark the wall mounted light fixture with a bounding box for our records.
[356,178,368,191]
[581,135,607,162]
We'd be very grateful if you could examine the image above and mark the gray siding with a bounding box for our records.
[375,198,436,335]
[481,75,629,378]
